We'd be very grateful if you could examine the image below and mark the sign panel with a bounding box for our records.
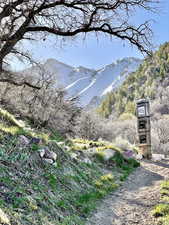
[138,106,145,117]
[136,99,151,159]
[139,134,147,144]
[139,120,146,129]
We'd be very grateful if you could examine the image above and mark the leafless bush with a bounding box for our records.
[151,86,169,118]
[151,99,169,118]
[75,110,138,144]
[75,111,114,141]
[111,119,137,145]
[0,71,81,135]
[151,116,169,155]
[149,87,169,155]
[113,136,132,151]
[75,111,103,140]
[151,132,161,154]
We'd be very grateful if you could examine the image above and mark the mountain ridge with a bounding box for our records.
[97,42,169,118]
[21,57,142,106]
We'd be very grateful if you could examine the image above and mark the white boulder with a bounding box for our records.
[103,149,116,161]
[39,148,57,164]
[152,154,165,162]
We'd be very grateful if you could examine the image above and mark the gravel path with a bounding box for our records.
[86,160,169,225]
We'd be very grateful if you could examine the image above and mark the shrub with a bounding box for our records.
[74,111,114,141]
[119,113,136,121]
[0,77,81,136]
[151,116,169,155]
[111,119,137,145]
[113,136,132,151]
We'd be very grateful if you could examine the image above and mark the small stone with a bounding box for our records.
[82,158,92,165]
[39,149,45,158]
[57,142,64,145]
[39,148,57,161]
[30,137,41,144]
[135,154,143,160]
[98,137,103,142]
[44,148,57,161]
[70,152,78,159]
[65,146,71,151]
[18,135,30,146]
[123,150,134,159]
[0,208,11,224]
[103,149,116,161]
[43,158,54,164]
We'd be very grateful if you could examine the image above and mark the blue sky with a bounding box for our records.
[14,0,169,71]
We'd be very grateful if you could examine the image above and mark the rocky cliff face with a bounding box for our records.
[21,57,142,106]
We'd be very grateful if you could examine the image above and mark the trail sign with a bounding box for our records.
[136,99,150,117]
[136,99,151,159]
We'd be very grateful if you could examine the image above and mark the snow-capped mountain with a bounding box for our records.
[21,57,142,106]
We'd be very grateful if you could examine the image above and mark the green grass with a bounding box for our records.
[161,181,169,190]
[71,138,121,151]
[152,204,169,217]
[160,215,169,225]
[49,130,66,142]
[0,108,24,128]
[0,123,24,135]
[152,180,169,224]
[0,108,140,225]
[0,136,139,225]
[0,107,50,143]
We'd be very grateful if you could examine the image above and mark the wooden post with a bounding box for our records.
[136,99,151,159]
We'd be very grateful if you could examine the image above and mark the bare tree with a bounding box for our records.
[0,0,158,87]
[151,117,169,155]
[0,68,81,135]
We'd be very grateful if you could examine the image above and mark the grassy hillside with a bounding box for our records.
[152,180,169,225]
[97,42,169,118]
[0,108,139,225]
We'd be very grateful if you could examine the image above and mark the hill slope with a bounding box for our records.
[0,108,139,225]
[97,42,169,118]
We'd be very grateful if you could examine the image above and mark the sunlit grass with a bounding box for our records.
[0,107,50,142]
[100,173,114,182]
[161,181,169,190]
[0,109,140,225]
[152,204,169,217]
[152,180,169,224]
[71,138,121,153]
[0,123,23,135]
[0,108,25,128]
[0,208,10,225]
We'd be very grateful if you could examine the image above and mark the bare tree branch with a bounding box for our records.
[0,78,41,89]
[0,70,41,89]
[0,0,159,88]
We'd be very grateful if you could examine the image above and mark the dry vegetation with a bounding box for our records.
[0,71,80,136]
[2,74,169,157]
[0,106,140,225]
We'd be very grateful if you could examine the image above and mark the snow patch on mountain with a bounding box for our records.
[77,57,142,105]
[100,57,141,96]
[21,57,142,106]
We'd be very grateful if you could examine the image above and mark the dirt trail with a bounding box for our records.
[86,160,169,225]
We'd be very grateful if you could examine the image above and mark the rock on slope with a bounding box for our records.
[0,108,140,225]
